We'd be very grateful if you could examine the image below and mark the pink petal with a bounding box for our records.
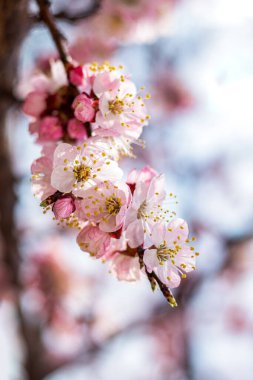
[147,174,166,203]
[143,249,159,272]
[51,166,75,193]
[125,219,144,248]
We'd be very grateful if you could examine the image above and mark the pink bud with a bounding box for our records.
[39,116,63,141]
[72,94,96,123]
[22,91,47,117]
[67,118,88,141]
[52,196,76,219]
[69,66,84,86]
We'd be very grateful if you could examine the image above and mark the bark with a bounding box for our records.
[0,2,46,380]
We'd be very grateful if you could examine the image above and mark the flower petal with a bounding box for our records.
[51,166,75,193]
[143,249,159,272]
[125,219,144,248]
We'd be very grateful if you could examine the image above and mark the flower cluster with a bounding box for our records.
[24,59,198,306]
[23,60,148,157]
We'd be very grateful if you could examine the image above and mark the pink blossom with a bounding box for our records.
[22,91,47,117]
[78,181,131,232]
[39,116,63,141]
[93,75,147,137]
[77,225,111,257]
[67,119,88,141]
[143,219,196,288]
[110,254,141,281]
[52,196,76,220]
[91,71,148,156]
[125,174,166,248]
[72,93,97,123]
[51,142,123,196]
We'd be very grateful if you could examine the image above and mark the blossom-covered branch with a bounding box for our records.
[22,1,199,307]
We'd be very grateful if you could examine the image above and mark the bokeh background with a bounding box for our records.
[1,0,253,379]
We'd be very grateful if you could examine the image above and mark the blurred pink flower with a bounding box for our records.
[39,116,64,141]
[22,91,47,117]
[152,71,194,116]
[24,250,71,314]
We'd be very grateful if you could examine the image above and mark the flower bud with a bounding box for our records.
[52,196,76,219]
[72,94,96,123]
[39,116,63,141]
[67,118,88,140]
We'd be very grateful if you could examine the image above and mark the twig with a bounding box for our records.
[35,0,69,66]
[53,0,102,23]
[137,247,177,307]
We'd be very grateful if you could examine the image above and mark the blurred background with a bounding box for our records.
[1,0,253,379]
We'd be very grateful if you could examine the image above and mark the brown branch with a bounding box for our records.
[35,0,69,66]
[0,2,54,379]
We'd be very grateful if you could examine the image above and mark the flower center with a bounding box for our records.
[108,99,124,114]
[137,201,147,219]
[157,244,170,263]
[73,164,91,182]
[157,243,181,264]
[105,196,122,215]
